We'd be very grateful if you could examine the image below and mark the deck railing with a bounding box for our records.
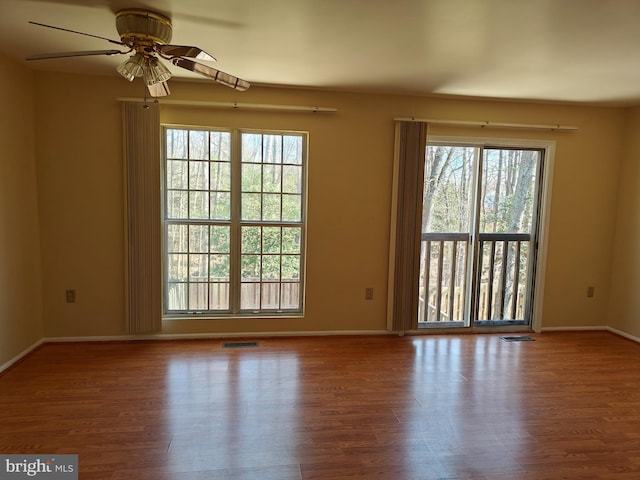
[168,279,299,312]
[419,232,531,325]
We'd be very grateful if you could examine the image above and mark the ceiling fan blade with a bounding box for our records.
[171,57,250,91]
[26,49,126,60]
[157,45,216,61]
[29,21,124,46]
[147,81,171,97]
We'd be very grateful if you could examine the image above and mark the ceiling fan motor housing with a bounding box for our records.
[115,9,172,47]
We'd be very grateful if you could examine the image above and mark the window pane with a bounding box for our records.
[189,254,208,280]
[423,146,474,233]
[262,255,281,281]
[210,192,230,220]
[209,283,229,310]
[167,283,187,310]
[210,254,230,280]
[242,133,262,163]
[480,149,539,234]
[189,283,208,310]
[167,129,188,159]
[189,191,209,219]
[167,191,188,219]
[167,160,188,189]
[281,283,300,309]
[263,194,281,221]
[210,132,231,161]
[263,227,281,254]
[282,227,301,254]
[189,225,209,253]
[282,255,300,280]
[240,283,260,310]
[261,283,280,309]
[242,226,261,254]
[167,224,188,252]
[242,164,262,192]
[189,130,208,160]
[241,254,260,281]
[283,135,302,164]
[168,254,188,281]
[211,225,230,253]
[282,195,301,222]
[263,135,282,163]
[263,165,282,193]
[242,193,261,221]
[282,165,302,193]
[189,161,209,190]
[210,162,230,191]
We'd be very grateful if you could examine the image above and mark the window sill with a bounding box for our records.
[163,314,304,321]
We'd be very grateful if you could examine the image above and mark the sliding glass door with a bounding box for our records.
[418,144,544,328]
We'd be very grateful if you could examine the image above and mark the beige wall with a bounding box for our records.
[30,71,627,338]
[34,73,127,337]
[0,53,43,367]
[607,107,640,337]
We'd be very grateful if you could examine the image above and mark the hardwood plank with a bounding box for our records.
[1,332,640,479]
[112,464,303,480]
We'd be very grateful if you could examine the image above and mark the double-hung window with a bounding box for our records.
[163,126,307,317]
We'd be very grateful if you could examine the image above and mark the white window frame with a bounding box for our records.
[161,125,308,318]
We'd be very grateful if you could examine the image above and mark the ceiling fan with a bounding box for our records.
[26,8,250,97]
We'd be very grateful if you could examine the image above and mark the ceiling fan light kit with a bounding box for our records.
[116,52,145,81]
[143,56,172,85]
[27,8,249,97]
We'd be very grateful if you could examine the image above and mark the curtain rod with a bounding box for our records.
[117,98,337,113]
[395,117,578,131]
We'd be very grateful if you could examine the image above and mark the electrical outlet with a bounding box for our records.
[365,287,374,300]
[66,289,76,303]
[587,286,595,298]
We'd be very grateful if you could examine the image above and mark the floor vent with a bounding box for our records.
[222,341,259,348]
[500,335,535,342]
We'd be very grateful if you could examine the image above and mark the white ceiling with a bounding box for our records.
[1,0,640,105]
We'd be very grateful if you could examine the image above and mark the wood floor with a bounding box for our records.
[1,331,640,479]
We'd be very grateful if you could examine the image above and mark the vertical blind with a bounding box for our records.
[123,102,162,334]
[391,121,428,334]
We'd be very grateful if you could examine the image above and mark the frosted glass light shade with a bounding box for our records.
[117,53,145,81]
[144,57,172,85]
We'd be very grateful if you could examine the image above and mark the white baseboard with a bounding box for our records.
[0,338,46,374]
[541,325,640,345]
[541,325,609,332]
[606,326,640,344]
[45,329,392,343]
[7,327,638,369]
[43,327,640,344]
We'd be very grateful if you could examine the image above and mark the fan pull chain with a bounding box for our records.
[142,82,150,109]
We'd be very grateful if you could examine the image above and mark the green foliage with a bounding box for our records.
[241,226,301,281]
[210,225,230,253]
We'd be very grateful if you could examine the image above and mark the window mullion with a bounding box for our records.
[230,130,243,314]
